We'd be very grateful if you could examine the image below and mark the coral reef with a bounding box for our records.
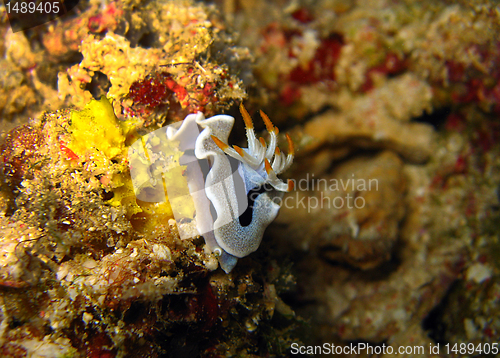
[228,0,500,356]
[0,0,249,136]
[0,96,301,357]
[56,0,248,126]
[298,73,434,163]
[0,0,298,356]
[274,151,407,270]
[1,0,500,356]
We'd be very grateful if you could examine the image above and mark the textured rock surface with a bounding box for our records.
[300,75,435,163]
[1,0,500,356]
[273,151,407,270]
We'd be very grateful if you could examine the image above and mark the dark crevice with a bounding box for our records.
[414,106,451,130]
[85,71,111,100]
[137,32,156,48]
[123,301,145,325]
[422,280,460,344]
[101,190,114,201]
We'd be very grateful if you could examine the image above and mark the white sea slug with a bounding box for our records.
[130,105,294,273]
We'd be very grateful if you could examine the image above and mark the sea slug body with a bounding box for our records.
[166,105,294,272]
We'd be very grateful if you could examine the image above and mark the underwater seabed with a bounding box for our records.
[0,0,499,357]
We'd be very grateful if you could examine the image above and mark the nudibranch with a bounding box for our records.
[129,105,294,273]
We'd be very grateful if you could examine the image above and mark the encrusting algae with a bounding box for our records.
[66,96,125,166]
[2,0,500,356]
[66,96,180,225]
